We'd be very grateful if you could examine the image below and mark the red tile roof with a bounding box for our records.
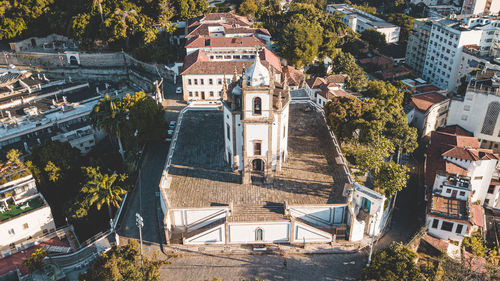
[438,125,473,137]
[416,84,442,94]
[325,74,348,84]
[185,35,266,48]
[430,195,468,220]
[445,161,468,176]
[463,251,487,274]
[410,92,447,112]
[306,77,327,89]
[282,65,304,86]
[181,48,282,75]
[442,147,498,162]
[470,204,484,228]
[422,233,449,252]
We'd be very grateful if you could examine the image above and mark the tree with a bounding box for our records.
[239,0,260,20]
[372,161,409,197]
[343,137,394,174]
[104,9,158,48]
[363,242,425,281]
[23,248,47,273]
[324,96,372,141]
[80,167,128,220]
[91,95,128,160]
[174,0,208,20]
[79,240,168,281]
[361,29,386,50]
[0,0,54,40]
[6,148,21,165]
[330,52,368,91]
[128,96,168,143]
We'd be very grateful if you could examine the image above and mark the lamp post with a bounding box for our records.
[136,212,144,267]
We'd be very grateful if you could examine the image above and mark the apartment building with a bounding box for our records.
[462,0,500,15]
[0,163,56,257]
[447,70,500,153]
[406,15,499,92]
[410,92,450,137]
[0,70,104,155]
[325,4,400,43]
[425,126,498,240]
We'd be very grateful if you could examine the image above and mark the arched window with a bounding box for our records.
[255,228,263,241]
[481,102,500,136]
[253,97,262,115]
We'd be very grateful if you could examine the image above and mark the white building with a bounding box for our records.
[304,75,358,107]
[0,164,56,257]
[222,57,290,184]
[425,126,498,241]
[410,92,450,137]
[447,70,500,153]
[180,48,282,102]
[325,4,400,43]
[406,15,500,92]
[462,0,500,15]
[0,76,104,155]
[456,45,500,87]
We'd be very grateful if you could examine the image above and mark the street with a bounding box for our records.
[160,252,366,281]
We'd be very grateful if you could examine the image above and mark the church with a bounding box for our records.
[222,56,290,184]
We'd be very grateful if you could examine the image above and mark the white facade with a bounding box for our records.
[426,216,468,241]
[462,0,500,15]
[326,4,400,43]
[0,175,56,256]
[412,97,450,137]
[407,16,500,92]
[446,79,500,151]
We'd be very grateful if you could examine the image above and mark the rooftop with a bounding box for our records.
[0,196,45,223]
[0,162,31,185]
[410,92,447,112]
[165,104,349,221]
[430,195,468,220]
[185,35,266,48]
[327,4,398,28]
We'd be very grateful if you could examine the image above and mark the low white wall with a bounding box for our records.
[293,221,332,243]
[288,206,347,226]
[228,222,290,244]
[172,208,228,230]
[184,224,225,245]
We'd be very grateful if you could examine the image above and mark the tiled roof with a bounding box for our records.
[306,77,327,89]
[410,92,447,112]
[438,125,473,136]
[181,48,282,75]
[445,161,468,176]
[425,127,478,188]
[416,84,442,93]
[185,35,266,48]
[325,74,348,84]
[470,204,484,228]
[282,66,304,86]
[442,147,498,161]
[430,195,468,220]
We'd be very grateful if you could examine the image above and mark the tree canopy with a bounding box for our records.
[330,52,368,91]
[79,240,168,281]
[360,29,386,50]
[363,242,425,281]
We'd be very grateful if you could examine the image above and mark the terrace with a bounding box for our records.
[0,196,45,223]
[430,195,468,220]
[0,162,31,186]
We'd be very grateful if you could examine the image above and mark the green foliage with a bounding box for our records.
[330,52,368,91]
[23,248,47,273]
[174,0,208,20]
[44,161,61,182]
[363,242,425,281]
[360,29,386,50]
[0,0,53,40]
[462,231,489,257]
[6,149,21,164]
[373,161,409,197]
[79,240,169,281]
[239,0,260,20]
[384,14,414,44]
[343,137,394,174]
[352,4,377,15]
[324,96,371,141]
[279,13,323,68]
[78,166,128,219]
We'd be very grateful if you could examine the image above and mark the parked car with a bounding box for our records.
[176,87,182,94]
[169,121,176,129]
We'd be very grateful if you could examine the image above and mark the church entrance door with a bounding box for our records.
[252,159,264,171]
[251,159,264,184]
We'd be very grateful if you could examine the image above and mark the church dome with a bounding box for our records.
[245,55,270,87]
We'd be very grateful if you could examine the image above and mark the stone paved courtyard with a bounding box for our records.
[166,103,349,221]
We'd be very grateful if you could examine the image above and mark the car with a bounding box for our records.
[169,121,176,129]
[175,87,182,94]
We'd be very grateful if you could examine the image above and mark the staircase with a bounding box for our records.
[229,203,286,222]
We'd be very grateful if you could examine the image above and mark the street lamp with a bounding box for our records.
[136,212,144,267]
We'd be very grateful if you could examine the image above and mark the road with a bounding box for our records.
[160,252,366,281]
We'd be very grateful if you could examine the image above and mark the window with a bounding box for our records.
[485,199,490,205]
[474,176,483,180]
[255,228,263,241]
[8,229,15,235]
[253,97,262,115]
[446,189,451,193]
[464,105,470,111]
[189,92,193,97]
[200,79,204,85]
[461,115,468,121]
[23,223,28,230]
[459,191,465,196]
[217,79,222,85]
[209,79,213,85]
[431,219,439,228]
[441,221,453,232]
[455,224,464,234]
[488,185,495,194]
[42,229,48,235]
[254,141,262,155]
[283,125,286,139]
[194,79,198,85]
[188,79,192,85]
[226,124,231,140]
[210,91,214,97]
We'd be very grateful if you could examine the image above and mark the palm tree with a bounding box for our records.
[81,167,127,222]
[90,95,126,160]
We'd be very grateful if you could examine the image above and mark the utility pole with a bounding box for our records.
[366,215,375,267]
[136,212,144,268]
